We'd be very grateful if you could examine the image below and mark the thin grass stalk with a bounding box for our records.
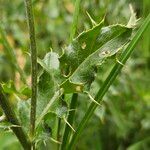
[24,0,37,145]
[0,85,31,149]
[61,0,81,148]
[68,13,150,149]
[57,94,65,150]
[61,93,78,149]
[57,117,61,150]
[143,0,150,70]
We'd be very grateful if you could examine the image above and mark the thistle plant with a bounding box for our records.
[0,0,150,149]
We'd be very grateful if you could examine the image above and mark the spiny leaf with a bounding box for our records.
[1,81,17,94]
[69,30,132,85]
[61,24,132,93]
[68,13,150,149]
[60,20,104,71]
[60,22,131,72]
[70,0,81,42]
[1,81,31,100]
[86,11,97,26]
[127,4,138,28]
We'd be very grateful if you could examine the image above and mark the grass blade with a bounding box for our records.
[61,94,78,149]
[68,13,150,149]
[0,25,27,84]
[61,0,81,148]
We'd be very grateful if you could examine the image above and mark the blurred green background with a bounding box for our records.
[0,0,150,149]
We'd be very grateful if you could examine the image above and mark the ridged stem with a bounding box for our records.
[24,0,37,146]
[0,85,31,149]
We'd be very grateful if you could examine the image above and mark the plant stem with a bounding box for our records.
[57,117,61,150]
[24,0,37,144]
[56,94,65,150]
[69,0,81,42]
[68,13,150,149]
[0,85,31,149]
[61,0,81,148]
[61,93,78,149]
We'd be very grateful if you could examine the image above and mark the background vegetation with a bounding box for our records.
[0,0,150,149]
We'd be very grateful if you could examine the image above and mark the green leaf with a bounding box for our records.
[68,13,150,149]
[36,52,61,116]
[36,71,56,116]
[60,22,132,71]
[70,30,131,84]
[18,86,32,99]
[37,51,65,85]
[43,112,57,136]
[35,112,57,147]
[43,51,60,70]
[1,81,17,94]
[17,100,30,132]
[36,89,64,128]
[127,4,138,28]
[1,81,31,100]
[69,0,81,42]
[60,20,104,71]
[61,25,132,93]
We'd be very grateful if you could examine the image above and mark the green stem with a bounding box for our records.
[61,0,81,148]
[24,0,37,144]
[57,117,61,150]
[61,93,78,149]
[0,85,31,149]
[57,94,65,150]
[68,13,150,149]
